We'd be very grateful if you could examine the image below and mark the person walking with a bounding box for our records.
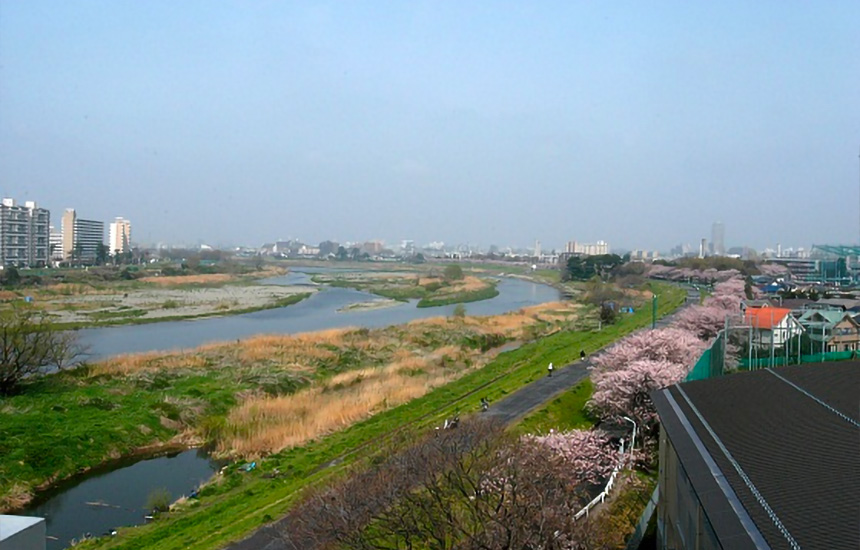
[547,362,553,377]
[580,349,586,361]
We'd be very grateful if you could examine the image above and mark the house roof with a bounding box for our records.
[652,362,860,550]
[816,298,860,311]
[798,309,848,326]
[774,298,816,311]
[744,307,793,329]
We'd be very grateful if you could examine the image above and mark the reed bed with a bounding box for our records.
[219,349,464,457]
[139,273,236,285]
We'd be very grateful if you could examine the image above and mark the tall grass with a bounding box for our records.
[220,348,465,456]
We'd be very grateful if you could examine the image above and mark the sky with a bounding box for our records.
[1,1,859,252]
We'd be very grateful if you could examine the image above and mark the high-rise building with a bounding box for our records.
[711,222,725,256]
[49,225,63,261]
[61,208,104,262]
[0,198,51,268]
[109,217,132,256]
[534,240,541,258]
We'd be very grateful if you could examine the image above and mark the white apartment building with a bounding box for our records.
[564,240,609,256]
[0,198,50,268]
[109,217,132,255]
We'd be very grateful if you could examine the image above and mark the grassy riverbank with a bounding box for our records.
[1,300,590,512]
[62,282,684,550]
[312,271,500,307]
[0,266,313,329]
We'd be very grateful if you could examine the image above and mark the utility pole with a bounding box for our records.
[651,294,657,329]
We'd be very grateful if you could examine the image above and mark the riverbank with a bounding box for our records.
[70,282,685,550]
[0,266,317,329]
[0,299,589,512]
[311,271,500,307]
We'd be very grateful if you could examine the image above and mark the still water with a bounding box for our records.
[21,449,219,550]
[79,268,559,358]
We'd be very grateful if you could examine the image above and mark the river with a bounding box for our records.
[78,268,560,358]
[16,269,559,548]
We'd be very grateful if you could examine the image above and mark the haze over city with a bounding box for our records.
[1,1,859,250]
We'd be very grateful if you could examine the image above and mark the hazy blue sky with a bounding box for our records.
[1,2,858,251]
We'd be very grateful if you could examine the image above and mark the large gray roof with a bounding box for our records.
[653,362,860,550]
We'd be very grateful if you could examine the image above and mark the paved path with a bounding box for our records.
[228,286,699,550]
[484,285,699,423]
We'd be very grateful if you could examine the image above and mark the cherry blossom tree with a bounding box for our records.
[589,359,688,430]
[591,327,705,373]
[525,429,617,485]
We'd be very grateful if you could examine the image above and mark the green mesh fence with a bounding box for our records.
[739,350,856,370]
[685,332,725,382]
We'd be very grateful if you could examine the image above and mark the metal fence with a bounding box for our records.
[685,331,726,382]
[685,322,858,382]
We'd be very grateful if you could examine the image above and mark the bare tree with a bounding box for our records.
[0,307,84,395]
[276,419,607,550]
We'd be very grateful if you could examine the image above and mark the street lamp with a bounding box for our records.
[622,416,637,458]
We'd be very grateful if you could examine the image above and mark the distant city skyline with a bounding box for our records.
[2,3,858,251]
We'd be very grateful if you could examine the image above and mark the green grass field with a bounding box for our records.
[67,281,684,550]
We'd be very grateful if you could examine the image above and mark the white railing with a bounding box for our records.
[573,438,629,520]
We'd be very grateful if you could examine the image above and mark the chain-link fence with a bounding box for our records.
[685,311,858,382]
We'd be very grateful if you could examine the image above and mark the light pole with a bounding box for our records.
[622,416,637,462]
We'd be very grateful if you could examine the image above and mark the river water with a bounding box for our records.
[17,269,559,548]
[21,449,220,550]
[78,268,559,358]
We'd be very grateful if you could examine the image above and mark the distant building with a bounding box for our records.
[711,221,725,255]
[0,198,50,268]
[61,208,104,262]
[564,240,609,256]
[49,225,63,261]
[108,217,132,256]
[699,238,707,258]
[651,362,858,550]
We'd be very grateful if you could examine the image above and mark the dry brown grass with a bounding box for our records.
[219,347,465,457]
[0,290,18,301]
[139,273,236,285]
[89,301,580,380]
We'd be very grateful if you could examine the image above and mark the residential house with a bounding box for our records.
[798,309,860,352]
[744,307,804,348]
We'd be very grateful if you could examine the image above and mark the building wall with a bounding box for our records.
[109,217,132,255]
[0,199,51,268]
[658,428,721,550]
[73,219,105,261]
[565,240,609,256]
[61,209,76,260]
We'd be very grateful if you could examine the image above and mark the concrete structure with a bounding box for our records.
[564,240,609,256]
[108,217,132,256]
[652,362,859,550]
[0,198,50,268]
[0,515,46,550]
[61,209,104,262]
[711,221,725,255]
